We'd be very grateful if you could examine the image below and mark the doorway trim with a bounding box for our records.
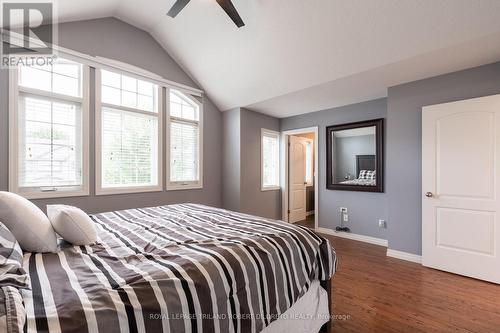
[281,126,319,229]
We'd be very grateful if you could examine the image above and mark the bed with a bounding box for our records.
[19,204,336,333]
[340,155,376,186]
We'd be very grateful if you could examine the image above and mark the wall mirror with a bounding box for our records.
[326,119,384,192]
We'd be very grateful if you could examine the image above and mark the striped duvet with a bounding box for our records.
[21,204,336,333]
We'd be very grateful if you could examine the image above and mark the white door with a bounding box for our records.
[422,94,500,284]
[289,136,307,223]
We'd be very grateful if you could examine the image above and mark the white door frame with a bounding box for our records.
[281,126,319,229]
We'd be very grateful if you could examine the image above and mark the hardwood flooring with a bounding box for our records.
[319,234,500,333]
[295,214,315,229]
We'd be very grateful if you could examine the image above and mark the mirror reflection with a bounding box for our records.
[326,118,384,192]
[332,126,376,186]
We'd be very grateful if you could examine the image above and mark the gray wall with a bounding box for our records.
[386,61,500,255]
[334,134,375,183]
[222,108,241,211]
[221,108,281,219]
[281,99,388,239]
[0,18,223,213]
[240,108,281,219]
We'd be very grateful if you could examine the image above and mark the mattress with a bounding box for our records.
[261,280,329,333]
[21,204,336,333]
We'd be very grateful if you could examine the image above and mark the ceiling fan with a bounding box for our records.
[167,0,245,28]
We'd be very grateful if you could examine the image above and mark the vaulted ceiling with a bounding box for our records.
[51,0,500,117]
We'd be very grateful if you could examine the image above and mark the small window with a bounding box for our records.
[96,69,162,195]
[305,140,313,186]
[167,89,202,190]
[9,58,89,199]
[261,129,280,191]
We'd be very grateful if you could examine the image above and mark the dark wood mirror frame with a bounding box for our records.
[326,118,384,193]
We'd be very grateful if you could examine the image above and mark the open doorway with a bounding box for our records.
[281,127,318,229]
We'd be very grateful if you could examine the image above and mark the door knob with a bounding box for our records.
[425,192,433,198]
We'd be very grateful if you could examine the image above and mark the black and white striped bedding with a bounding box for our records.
[21,204,336,333]
[0,222,29,333]
[0,286,26,333]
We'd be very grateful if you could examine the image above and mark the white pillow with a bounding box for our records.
[47,205,97,245]
[0,192,57,253]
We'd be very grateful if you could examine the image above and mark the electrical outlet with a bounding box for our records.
[378,219,386,228]
[343,214,349,222]
[340,207,348,213]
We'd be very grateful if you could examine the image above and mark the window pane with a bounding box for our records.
[19,94,82,187]
[138,80,154,96]
[182,105,196,121]
[137,94,154,112]
[170,121,198,182]
[101,70,157,113]
[53,73,79,97]
[170,90,198,121]
[19,66,51,91]
[52,61,80,78]
[170,102,182,118]
[101,70,121,88]
[102,86,121,105]
[121,75,137,93]
[25,97,51,122]
[101,107,158,188]
[52,102,77,126]
[262,132,279,187]
[121,90,137,109]
[170,92,182,104]
[18,59,82,98]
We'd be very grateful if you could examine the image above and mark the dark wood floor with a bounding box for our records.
[295,214,315,229]
[319,234,500,333]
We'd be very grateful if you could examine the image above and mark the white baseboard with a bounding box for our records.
[386,249,422,264]
[315,227,388,247]
[306,210,315,217]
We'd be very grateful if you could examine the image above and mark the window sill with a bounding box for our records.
[11,188,89,200]
[96,185,163,196]
[167,183,203,191]
[261,186,280,192]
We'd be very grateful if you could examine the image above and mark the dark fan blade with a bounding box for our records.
[216,0,245,27]
[167,0,191,18]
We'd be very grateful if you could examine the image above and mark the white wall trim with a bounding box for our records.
[315,227,388,247]
[386,249,422,264]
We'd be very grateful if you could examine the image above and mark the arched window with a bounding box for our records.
[167,89,202,189]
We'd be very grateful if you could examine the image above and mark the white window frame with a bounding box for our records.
[304,138,314,187]
[166,89,203,191]
[95,69,164,195]
[8,59,90,199]
[261,128,281,191]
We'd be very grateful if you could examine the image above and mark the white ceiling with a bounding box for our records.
[52,0,500,117]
